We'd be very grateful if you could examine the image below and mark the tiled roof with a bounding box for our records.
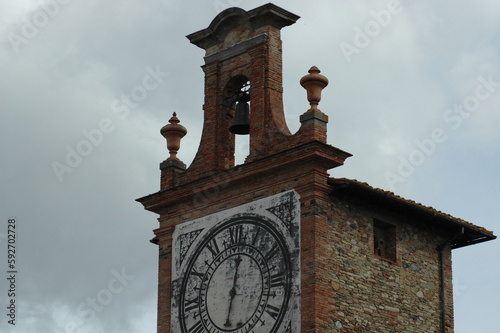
[329,178,496,249]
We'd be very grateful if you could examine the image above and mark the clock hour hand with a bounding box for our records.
[224,255,242,327]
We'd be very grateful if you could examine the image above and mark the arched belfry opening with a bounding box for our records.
[226,75,250,135]
[178,3,302,177]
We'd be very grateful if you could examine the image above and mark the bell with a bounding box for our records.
[229,99,250,135]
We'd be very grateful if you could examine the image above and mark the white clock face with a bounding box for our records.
[180,219,291,333]
[171,191,300,333]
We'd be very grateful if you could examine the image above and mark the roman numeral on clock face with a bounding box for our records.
[184,297,200,312]
[270,271,286,288]
[251,226,261,246]
[264,243,280,261]
[229,224,244,244]
[205,238,220,257]
[188,320,205,333]
[265,304,281,320]
[190,269,204,279]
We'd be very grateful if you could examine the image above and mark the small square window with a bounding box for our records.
[373,219,396,262]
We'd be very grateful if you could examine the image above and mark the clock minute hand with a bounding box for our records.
[224,255,242,327]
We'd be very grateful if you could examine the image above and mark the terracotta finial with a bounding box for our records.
[160,112,187,161]
[300,66,329,111]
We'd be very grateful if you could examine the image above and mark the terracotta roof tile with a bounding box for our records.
[329,178,495,246]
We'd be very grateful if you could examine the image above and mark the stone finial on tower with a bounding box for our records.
[160,112,187,161]
[298,66,332,144]
[300,66,329,111]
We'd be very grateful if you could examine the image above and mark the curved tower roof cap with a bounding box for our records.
[186,3,300,49]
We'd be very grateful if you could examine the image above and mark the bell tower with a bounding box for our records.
[173,3,350,184]
[151,3,352,201]
[137,3,495,333]
[186,4,297,173]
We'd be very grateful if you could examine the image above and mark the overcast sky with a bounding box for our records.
[1,0,499,332]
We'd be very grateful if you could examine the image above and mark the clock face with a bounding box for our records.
[171,190,300,333]
[179,218,291,333]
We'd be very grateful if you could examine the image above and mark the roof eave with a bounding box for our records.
[328,178,496,249]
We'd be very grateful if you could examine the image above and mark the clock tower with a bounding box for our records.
[137,3,495,333]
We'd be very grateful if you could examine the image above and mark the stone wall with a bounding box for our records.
[316,194,454,333]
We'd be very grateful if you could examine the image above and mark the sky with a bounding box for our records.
[0,0,499,332]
